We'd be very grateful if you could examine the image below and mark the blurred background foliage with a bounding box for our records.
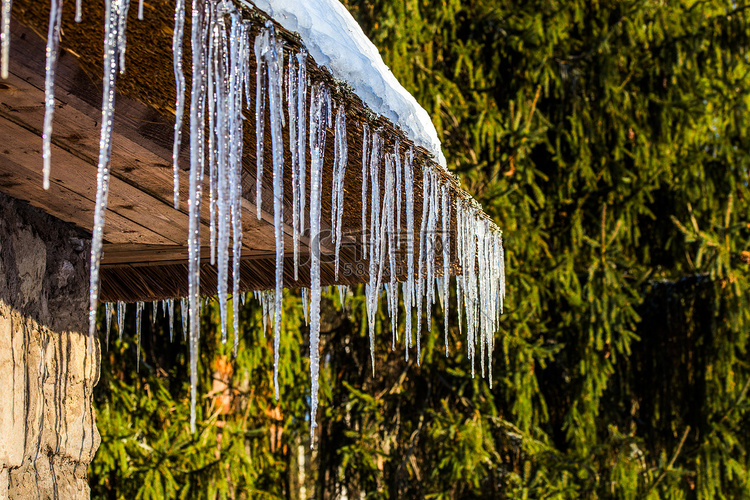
[90,0,750,498]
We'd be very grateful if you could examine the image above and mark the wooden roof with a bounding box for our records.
[1,1,495,302]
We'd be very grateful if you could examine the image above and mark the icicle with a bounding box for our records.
[301,287,309,325]
[308,82,329,446]
[171,0,186,209]
[476,221,486,378]
[254,29,268,219]
[117,301,125,340]
[232,294,240,356]
[360,123,370,260]
[137,0,144,20]
[180,296,188,341]
[288,52,300,281]
[441,185,451,356]
[260,22,286,401]
[88,0,132,342]
[384,153,398,351]
[260,291,268,334]
[333,104,347,279]
[337,285,347,307]
[168,298,174,342]
[116,0,130,75]
[149,300,156,328]
[297,51,308,242]
[230,16,245,360]
[365,130,381,373]
[187,0,208,434]
[136,301,143,372]
[425,172,439,333]
[403,147,415,360]
[42,0,63,191]
[1,0,11,79]
[414,163,431,363]
[394,141,402,249]
[105,302,113,347]
[75,0,81,22]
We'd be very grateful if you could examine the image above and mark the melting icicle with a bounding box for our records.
[403,147,415,360]
[187,0,208,433]
[105,302,113,346]
[88,0,132,342]
[333,104,347,279]
[424,172,439,332]
[365,130,381,373]
[254,29,268,219]
[230,16,245,357]
[384,153,398,351]
[360,123,370,259]
[297,51,308,244]
[171,0,186,209]
[213,5,230,346]
[308,82,329,446]
[337,285,347,307]
[441,185,451,356]
[288,52,300,281]
[414,163,431,362]
[116,0,129,75]
[260,22,286,401]
[180,296,188,340]
[168,298,175,342]
[301,287,309,325]
[394,141,402,249]
[117,301,125,340]
[136,301,143,371]
[42,0,63,190]
[0,0,10,79]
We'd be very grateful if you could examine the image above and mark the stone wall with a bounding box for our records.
[0,191,98,499]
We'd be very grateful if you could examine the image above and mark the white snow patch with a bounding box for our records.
[242,0,447,168]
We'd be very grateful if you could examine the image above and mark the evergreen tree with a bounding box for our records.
[90,0,750,498]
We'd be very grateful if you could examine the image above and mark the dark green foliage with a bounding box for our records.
[90,0,750,498]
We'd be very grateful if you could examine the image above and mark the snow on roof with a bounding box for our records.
[242,0,448,168]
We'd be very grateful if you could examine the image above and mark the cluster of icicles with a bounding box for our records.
[0,0,505,442]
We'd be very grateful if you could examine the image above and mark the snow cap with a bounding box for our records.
[243,0,447,168]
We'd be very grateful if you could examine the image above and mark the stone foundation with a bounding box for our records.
[0,191,98,499]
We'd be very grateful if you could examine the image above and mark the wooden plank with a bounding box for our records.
[0,111,193,244]
[0,154,171,244]
[101,243,278,267]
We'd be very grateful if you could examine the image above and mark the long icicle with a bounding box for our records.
[89,0,131,341]
[308,82,328,447]
[361,123,370,260]
[297,51,308,244]
[414,163,431,363]
[254,29,267,219]
[187,0,208,433]
[264,22,285,401]
[403,147,415,360]
[366,130,381,373]
[288,52,300,281]
[442,185,451,356]
[333,104,347,279]
[42,0,63,190]
[117,301,125,340]
[231,16,247,358]
[171,0,186,208]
